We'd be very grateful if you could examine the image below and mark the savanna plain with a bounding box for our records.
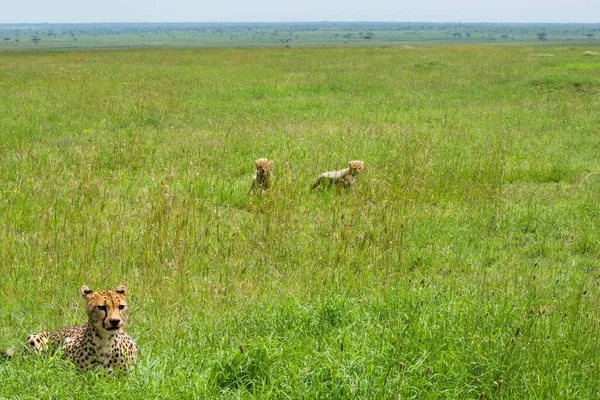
[0,43,600,398]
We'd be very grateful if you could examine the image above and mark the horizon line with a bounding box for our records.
[1,20,599,25]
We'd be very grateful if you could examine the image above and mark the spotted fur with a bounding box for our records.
[312,160,365,190]
[27,285,136,371]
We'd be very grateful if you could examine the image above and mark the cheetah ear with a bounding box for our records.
[81,285,93,297]
[115,285,127,296]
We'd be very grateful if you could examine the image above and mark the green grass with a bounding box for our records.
[0,44,600,398]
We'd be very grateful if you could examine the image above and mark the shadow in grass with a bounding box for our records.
[406,60,448,70]
[519,73,599,92]
[506,164,578,184]
[553,63,600,72]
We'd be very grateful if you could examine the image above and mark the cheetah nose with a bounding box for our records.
[109,319,121,327]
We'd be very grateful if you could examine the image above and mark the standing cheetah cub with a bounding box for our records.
[312,160,365,190]
[250,158,273,193]
[26,285,137,371]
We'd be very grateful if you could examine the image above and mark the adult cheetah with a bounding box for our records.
[27,285,137,371]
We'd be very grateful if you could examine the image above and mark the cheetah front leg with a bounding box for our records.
[312,176,325,190]
[342,175,356,188]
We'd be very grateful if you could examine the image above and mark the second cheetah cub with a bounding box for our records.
[312,160,365,190]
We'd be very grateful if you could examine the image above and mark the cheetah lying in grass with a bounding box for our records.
[26,285,137,371]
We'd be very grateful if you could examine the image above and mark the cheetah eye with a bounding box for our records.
[97,305,107,311]
[118,305,125,310]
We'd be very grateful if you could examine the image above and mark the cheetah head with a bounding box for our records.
[255,158,273,175]
[81,285,129,333]
[347,160,365,175]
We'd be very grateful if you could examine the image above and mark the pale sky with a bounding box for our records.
[1,0,598,24]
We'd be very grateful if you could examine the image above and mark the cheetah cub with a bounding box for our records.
[249,158,273,193]
[312,160,365,190]
[27,285,137,371]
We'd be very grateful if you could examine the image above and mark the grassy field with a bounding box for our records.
[0,43,600,398]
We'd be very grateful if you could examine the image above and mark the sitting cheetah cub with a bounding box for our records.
[312,160,365,190]
[27,285,137,371]
[249,158,273,193]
